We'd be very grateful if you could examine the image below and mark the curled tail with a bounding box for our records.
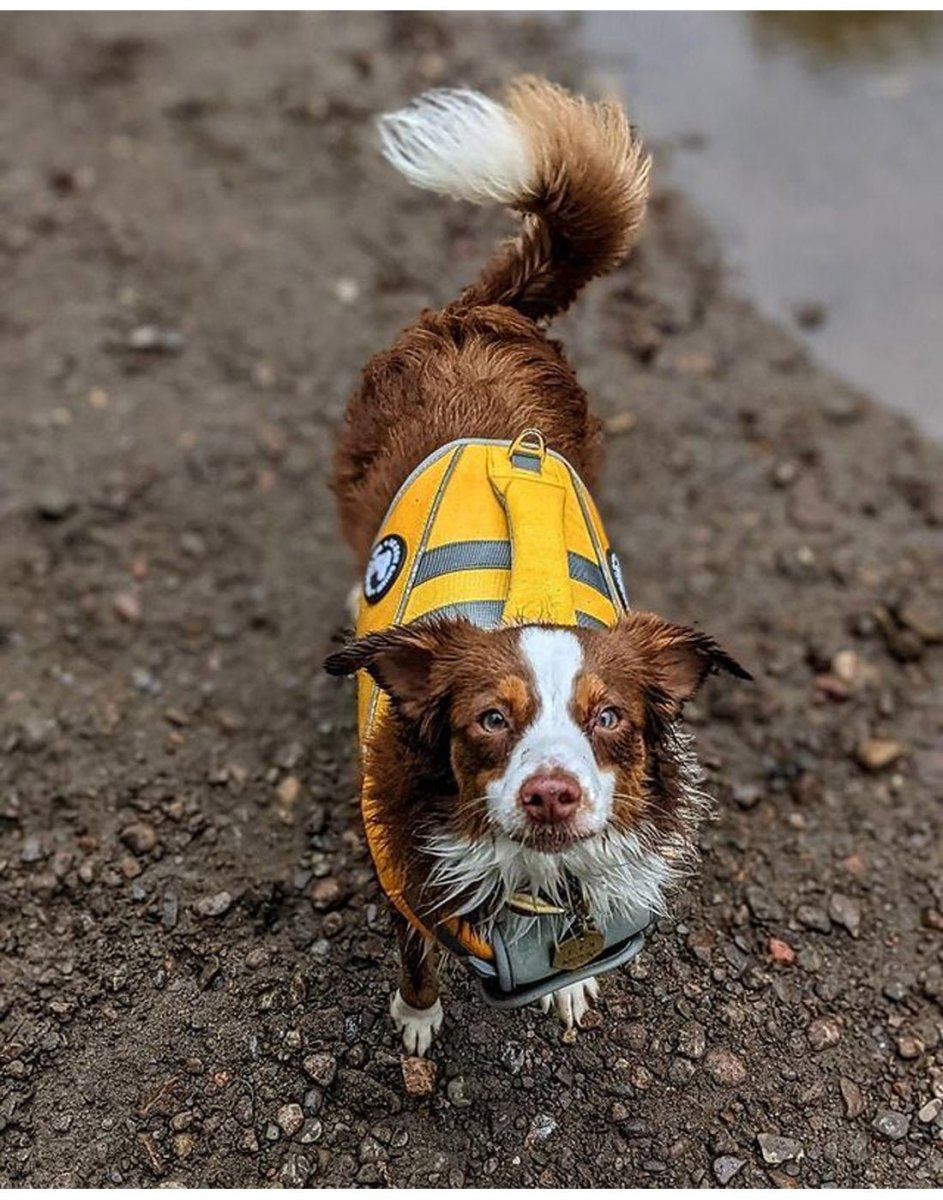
[378,75,651,321]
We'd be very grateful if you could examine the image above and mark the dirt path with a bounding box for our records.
[1,12,940,1188]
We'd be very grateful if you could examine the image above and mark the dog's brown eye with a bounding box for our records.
[479,709,508,733]
[595,706,620,730]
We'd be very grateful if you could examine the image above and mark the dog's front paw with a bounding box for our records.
[390,990,443,1056]
[540,976,599,1029]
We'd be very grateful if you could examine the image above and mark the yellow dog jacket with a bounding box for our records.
[354,431,648,1005]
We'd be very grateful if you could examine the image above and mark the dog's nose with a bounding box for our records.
[519,773,582,824]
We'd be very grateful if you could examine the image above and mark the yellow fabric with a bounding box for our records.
[354,432,626,959]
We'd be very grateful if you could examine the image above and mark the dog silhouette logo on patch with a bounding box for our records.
[364,534,406,604]
[607,549,629,609]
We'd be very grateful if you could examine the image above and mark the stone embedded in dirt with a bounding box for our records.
[897,594,943,644]
[704,1048,747,1086]
[712,1155,746,1185]
[676,1021,707,1059]
[796,904,832,933]
[126,324,183,353]
[34,486,75,520]
[839,1077,864,1119]
[276,1103,304,1137]
[446,1076,472,1109]
[302,1053,337,1087]
[918,1098,942,1124]
[871,1109,910,1140]
[309,877,348,911]
[828,893,861,938]
[113,590,142,623]
[854,737,907,772]
[20,833,44,863]
[789,475,833,532]
[745,885,784,923]
[757,1133,804,1164]
[238,1128,259,1154]
[768,937,796,966]
[193,890,233,918]
[120,821,157,855]
[808,1016,843,1050]
[401,1055,436,1096]
[20,716,57,751]
[896,1034,924,1060]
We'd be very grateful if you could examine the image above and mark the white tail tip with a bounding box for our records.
[377,87,534,207]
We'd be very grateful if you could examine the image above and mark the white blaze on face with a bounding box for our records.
[485,627,615,839]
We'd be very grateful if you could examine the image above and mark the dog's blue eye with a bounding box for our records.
[479,709,508,733]
[596,706,620,730]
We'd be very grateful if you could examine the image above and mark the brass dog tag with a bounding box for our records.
[553,927,605,971]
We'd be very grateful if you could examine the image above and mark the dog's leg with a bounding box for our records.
[389,911,443,1056]
[540,976,599,1029]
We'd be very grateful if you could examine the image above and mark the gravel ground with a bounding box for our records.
[1,11,941,1188]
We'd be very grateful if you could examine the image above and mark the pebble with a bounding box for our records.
[20,834,44,863]
[35,487,75,520]
[793,299,825,330]
[745,885,783,923]
[898,594,943,644]
[839,1077,864,1119]
[302,1053,337,1087]
[871,1109,910,1140]
[121,822,157,855]
[193,890,233,918]
[768,937,796,966]
[446,1076,472,1108]
[113,590,142,623]
[757,1133,804,1164]
[827,893,861,938]
[20,716,57,751]
[712,1155,746,1185]
[918,1098,941,1124]
[855,738,906,772]
[896,1034,924,1060]
[402,1055,436,1096]
[676,1021,707,1059]
[796,904,831,933]
[276,1103,304,1137]
[704,1048,746,1086]
[807,1016,843,1050]
[126,325,183,353]
[309,877,347,911]
[882,979,908,1002]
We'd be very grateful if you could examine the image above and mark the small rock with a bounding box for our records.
[121,822,157,855]
[604,411,637,436]
[757,1133,804,1164]
[332,278,360,305]
[113,590,142,623]
[732,782,762,809]
[238,1128,259,1154]
[276,1103,304,1137]
[527,1112,557,1144]
[713,1155,746,1185]
[808,1016,843,1050]
[302,1053,336,1087]
[871,1109,909,1140]
[796,904,831,933]
[704,1048,747,1086]
[768,937,796,966]
[402,1056,436,1096]
[883,979,908,1002]
[193,890,233,918]
[839,1077,864,1119]
[126,325,183,353]
[855,738,906,772]
[35,487,75,520]
[897,1034,924,1060]
[918,1098,941,1124]
[309,877,347,911]
[898,594,943,644]
[446,1076,472,1108]
[676,1022,707,1059]
[745,885,784,922]
[828,893,861,938]
[20,716,57,751]
[20,834,44,863]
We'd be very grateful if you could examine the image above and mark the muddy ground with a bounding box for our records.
[0,11,941,1189]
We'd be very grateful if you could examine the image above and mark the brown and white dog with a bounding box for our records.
[326,78,749,1055]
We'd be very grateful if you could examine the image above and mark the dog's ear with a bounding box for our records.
[324,620,468,726]
[611,611,751,718]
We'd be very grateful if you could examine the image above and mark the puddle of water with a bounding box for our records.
[579,11,943,436]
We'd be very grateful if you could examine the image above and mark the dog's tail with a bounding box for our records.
[377,76,650,322]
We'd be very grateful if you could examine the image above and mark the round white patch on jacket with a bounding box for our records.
[364,534,406,604]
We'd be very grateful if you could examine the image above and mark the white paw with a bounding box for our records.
[540,976,599,1029]
[390,991,443,1056]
